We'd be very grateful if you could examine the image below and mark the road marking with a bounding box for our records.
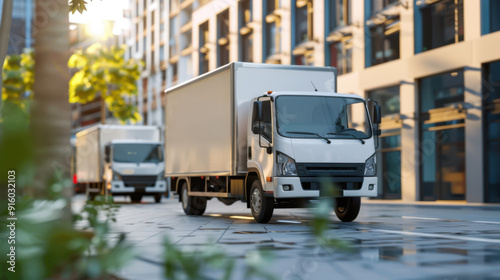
[371,229,500,244]
[276,220,302,224]
[402,216,442,221]
[473,220,500,225]
[402,216,500,225]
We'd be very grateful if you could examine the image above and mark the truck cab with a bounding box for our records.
[247,91,381,222]
[104,140,167,202]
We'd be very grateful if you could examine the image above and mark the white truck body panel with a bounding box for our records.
[165,62,337,177]
[76,125,161,182]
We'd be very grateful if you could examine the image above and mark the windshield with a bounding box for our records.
[113,144,163,163]
[276,96,371,139]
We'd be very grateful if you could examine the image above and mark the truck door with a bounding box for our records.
[249,97,274,192]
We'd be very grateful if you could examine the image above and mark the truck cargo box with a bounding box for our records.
[165,62,337,177]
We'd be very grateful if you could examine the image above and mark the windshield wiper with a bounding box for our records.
[285,131,331,144]
[327,132,365,144]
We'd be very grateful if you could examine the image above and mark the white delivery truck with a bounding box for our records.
[76,125,167,203]
[165,62,381,223]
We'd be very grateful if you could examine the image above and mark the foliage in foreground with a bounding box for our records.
[1,193,134,280]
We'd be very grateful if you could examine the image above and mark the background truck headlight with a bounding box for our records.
[277,152,298,176]
[112,172,122,181]
[364,154,376,176]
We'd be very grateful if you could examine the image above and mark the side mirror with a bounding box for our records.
[251,101,263,134]
[367,99,382,124]
[373,103,382,124]
[104,145,111,163]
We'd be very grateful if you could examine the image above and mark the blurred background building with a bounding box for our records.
[0,0,34,54]
[125,0,500,204]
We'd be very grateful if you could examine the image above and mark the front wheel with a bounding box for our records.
[334,197,361,222]
[130,193,143,203]
[250,179,274,223]
[154,193,162,203]
[180,182,206,215]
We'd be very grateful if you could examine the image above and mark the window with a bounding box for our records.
[160,45,165,62]
[371,0,398,15]
[171,61,178,83]
[490,0,500,33]
[419,70,465,201]
[264,0,281,60]
[295,50,314,66]
[241,31,253,62]
[329,38,352,74]
[329,0,351,31]
[217,9,230,67]
[276,96,371,139]
[483,61,500,202]
[369,85,400,116]
[239,0,253,62]
[421,0,463,52]
[239,0,252,27]
[180,4,192,27]
[169,15,179,58]
[199,21,210,74]
[180,30,192,51]
[370,17,400,66]
[294,0,313,45]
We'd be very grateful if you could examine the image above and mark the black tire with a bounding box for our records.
[180,182,206,215]
[334,197,361,222]
[249,179,274,223]
[154,193,162,203]
[130,193,143,203]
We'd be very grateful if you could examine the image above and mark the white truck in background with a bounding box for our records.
[165,62,381,223]
[76,125,167,203]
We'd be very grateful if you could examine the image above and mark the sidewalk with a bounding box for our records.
[362,198,500,209]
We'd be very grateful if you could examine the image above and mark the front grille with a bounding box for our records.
[121,175,157,187]
[302,181,362,191]
[296,163,365,177]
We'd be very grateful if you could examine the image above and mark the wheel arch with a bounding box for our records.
[245,168,263,208]
[176,177,190,202]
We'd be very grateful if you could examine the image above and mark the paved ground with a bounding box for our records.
[73,194,500,280]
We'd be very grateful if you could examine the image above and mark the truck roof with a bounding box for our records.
[111,139,162,145]
[268,91,364,100]
[76,124,160,138]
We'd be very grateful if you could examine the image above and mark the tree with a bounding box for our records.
[0,0,92,109]
[1,50,34,107]
[68,43,143,124]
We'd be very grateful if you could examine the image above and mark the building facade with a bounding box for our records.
[126,0,500,203]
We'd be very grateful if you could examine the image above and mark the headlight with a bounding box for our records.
[364,154,376,176]
[112,172,122,181]
[277,152,298,176]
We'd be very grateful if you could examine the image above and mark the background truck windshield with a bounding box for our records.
[113,144,163,163]
[276,96,371,139]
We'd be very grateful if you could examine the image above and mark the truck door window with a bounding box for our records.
[261,101,272,142]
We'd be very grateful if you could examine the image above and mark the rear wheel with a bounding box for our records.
[154,193,162,203]
[180,182,206,215]
[334,197,361,222]
[250,179,274,223]
[130,193,143,203]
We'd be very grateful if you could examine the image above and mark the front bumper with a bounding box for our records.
[110,179,167,194]
[273,176,377,198]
